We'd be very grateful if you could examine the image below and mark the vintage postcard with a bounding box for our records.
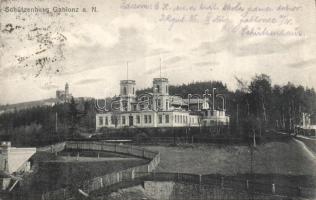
[0,0,315,199]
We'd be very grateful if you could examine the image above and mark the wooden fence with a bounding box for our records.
[41,141,160,200]
[126,172,315,199]
[36,142,66,153]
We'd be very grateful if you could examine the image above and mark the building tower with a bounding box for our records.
[153,78,169,111]
[65,83,69,96]
[119,80,136,111]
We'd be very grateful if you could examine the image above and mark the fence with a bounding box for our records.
[40,141,315,200]
[73,136,246,145]
[93,172,315,199]
[41,141,160,200]
[36,142,66,153]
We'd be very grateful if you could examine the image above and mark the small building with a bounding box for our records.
[295,113,316,136]
[0,142,36,174]
[201,110,230,126]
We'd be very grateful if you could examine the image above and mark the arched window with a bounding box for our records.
[123,87,127,95]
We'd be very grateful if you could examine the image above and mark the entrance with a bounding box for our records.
[129,116,134,126]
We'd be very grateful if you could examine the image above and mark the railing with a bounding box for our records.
[105,172,315,199]
[36,142,66,153]
[41,141,160,200]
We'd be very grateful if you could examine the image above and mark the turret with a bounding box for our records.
[119,80,136,111]
[65,83,69,96]
[120,80,136,97]
[153,78,169,95]
[153,78,169,110]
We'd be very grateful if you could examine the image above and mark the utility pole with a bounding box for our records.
[160,57,162,78]
[126,62,129,80]
[236,104,239,127]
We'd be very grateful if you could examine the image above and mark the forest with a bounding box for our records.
[0,73,315,146]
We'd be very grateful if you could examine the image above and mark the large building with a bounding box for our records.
[96,77,230,130]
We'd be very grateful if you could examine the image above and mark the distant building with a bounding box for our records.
[96,77,230,130]
[296,112,316,130]
[56,83,72,103]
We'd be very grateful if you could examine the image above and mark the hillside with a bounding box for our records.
[0,98,57,114]
[136,80,229,97]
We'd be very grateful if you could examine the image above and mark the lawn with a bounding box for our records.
[143,140,316,176]
[20,150,149,199]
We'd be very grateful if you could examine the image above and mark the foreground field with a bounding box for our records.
[143,140,316,176]
[21,150,149,198]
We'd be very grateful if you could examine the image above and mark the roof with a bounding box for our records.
[120,80,136,84]
[153,78,168,82]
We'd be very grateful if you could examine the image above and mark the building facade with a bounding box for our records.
[96,77,230,130]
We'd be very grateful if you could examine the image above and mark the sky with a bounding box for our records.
[0,0,315,104]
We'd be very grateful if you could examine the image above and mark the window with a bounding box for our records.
[136,115,140,124]
[122,116,126,125]
[123,87,127,95]
[165,115,169,123]
[144,115,148,124]
[105,117,108,125]
[148,115,152,123]
[111,116,115,124]
[158,99,161,109]
[99,117,103,125]
[133,87,135,94]
[123,101,128,111]
[157,85,160,93]
[166,101,169,110]
[158,115,162,124]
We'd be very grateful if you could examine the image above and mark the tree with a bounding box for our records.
[69,97,79,137]
[248,74,272,134]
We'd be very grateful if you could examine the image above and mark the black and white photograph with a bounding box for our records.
[0,0,315,199]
